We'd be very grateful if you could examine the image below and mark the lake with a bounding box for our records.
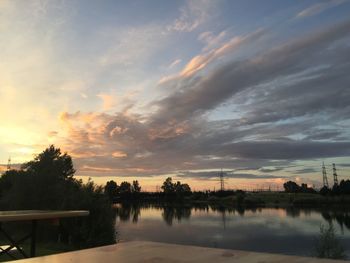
[114,203,350,257]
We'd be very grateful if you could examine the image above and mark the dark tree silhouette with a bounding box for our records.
[104,180,118,201]
[283,181,316,193]
[22,145,75,180]
[283,181,300,193]
[161,177,191,199]
[119,181,132,194]
[338,180,350,195]
[132,180,141,193]
[0,145,116,248]
[175,181,191,194]
[161,177,175,194]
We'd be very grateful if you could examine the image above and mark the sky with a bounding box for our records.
[1,0,350,191]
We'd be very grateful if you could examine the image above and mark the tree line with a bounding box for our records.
[0,145,116,249]
[104,176,192,202]
[283,180,350,195]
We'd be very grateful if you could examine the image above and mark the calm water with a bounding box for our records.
[115,204,350,257]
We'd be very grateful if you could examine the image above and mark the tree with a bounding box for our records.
[22,145,75,180]
[104,180,118,201]
[161,177,175,194]
[338,180,350,195]
[283,181,300,193]
[161,177,191,198]
[0,145,116,248]
[174,181,191,195]
[119,181,132,194]
[132,180,141,193]
[180,183,191,193]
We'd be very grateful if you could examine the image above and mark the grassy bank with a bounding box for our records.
[116,192,350,211]
[169,192,350,208]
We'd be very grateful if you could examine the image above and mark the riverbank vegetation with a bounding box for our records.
[104,177,350,209]
[0,146,116,260]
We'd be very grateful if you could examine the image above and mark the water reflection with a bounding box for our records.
[114,203,350,256]
[321,210,350,233]
[116,203,141,222]
[115,203,350,231]
[162,206,191,226]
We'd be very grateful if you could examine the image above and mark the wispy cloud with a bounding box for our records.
[168,0,219,32]
[179,28,266,77]
[198,30,227,51]
[99,24,167,67]
[296,0,348,18]
[168,59,182,69]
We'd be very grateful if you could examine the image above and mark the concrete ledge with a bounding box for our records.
[15,241,347,262]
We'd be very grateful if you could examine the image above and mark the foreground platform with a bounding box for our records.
[15,241,346,262]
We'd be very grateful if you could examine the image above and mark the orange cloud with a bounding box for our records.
[112,151,127,158]
[97,93,117,111]
[180,30,265,77]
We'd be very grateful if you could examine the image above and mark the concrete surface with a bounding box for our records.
[14,241,347,262]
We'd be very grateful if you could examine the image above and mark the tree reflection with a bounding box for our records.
[286,207,301,218]
[162,206,191,226]
[114,203,350,232]
[321,210,350,232]
[116,203,141,223]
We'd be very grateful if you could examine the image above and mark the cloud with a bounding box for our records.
[168,0,218,32]
[99,24,167,68]
[54,19,350,183]
[337,163,350,167]
[296,0,348,18]
[168,59,182,69]
[198,30,227,51]
[177,171,284,179]
[219,141,350,160]
[97,94,116,111]
[259,167,285,173]
[294,168,318,174]
[56,112,350,178]
[96,89,138,112]
[112,151,127,158]
[179,28,266,77]
[155,19,350,126]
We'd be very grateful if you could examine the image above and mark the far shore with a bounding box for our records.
[113,191,350,209]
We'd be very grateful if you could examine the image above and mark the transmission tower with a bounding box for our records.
[7,157,11,171]
[322,162,329,188]
[219,169,225,191]
[333,163,338,186]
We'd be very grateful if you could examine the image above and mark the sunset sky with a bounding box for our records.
[1,0,350,191]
